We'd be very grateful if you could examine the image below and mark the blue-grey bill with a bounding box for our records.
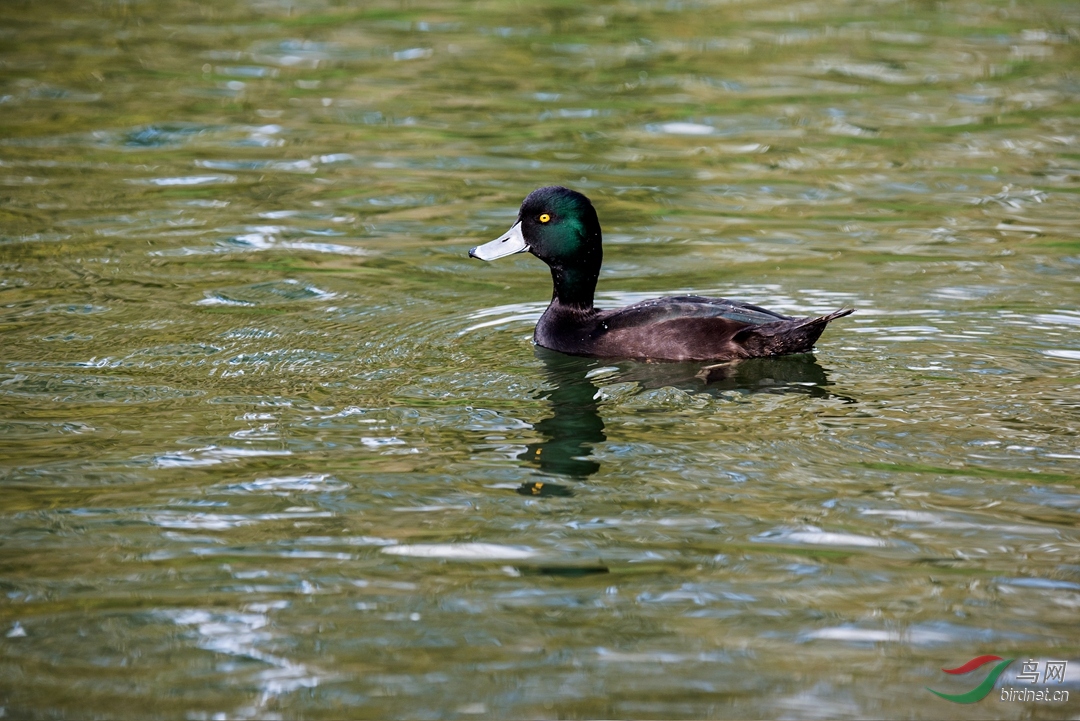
[469,222,527,261]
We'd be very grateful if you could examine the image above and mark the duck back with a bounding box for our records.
[535,297,853,362]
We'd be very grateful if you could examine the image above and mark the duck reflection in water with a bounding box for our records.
[517,347,846,496]
[517,350,608,492]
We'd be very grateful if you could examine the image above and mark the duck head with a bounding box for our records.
[469,186,602,308]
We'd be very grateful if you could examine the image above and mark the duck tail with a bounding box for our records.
[794,307,855,330]
[786,307,855,350]
[733,307,854,357]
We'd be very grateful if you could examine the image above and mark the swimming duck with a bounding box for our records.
[469,186,853,362]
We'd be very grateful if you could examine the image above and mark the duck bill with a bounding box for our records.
[469,222,527,261]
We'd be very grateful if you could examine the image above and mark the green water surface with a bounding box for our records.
[1,0,1079,718]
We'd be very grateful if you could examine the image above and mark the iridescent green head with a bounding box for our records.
[469,186,602,308]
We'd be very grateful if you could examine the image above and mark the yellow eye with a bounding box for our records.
[538,213,551,223]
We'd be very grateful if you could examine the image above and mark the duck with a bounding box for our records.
[469,186,853,362]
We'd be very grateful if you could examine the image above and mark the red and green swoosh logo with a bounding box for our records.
[927,655,1014,703]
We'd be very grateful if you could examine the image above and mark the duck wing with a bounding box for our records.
[590,296,851,361]
[600,295,793,330]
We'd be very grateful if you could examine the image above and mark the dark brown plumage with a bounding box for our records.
[470,187,853,362]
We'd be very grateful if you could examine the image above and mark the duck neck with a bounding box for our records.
[548,223,602,311]
[550,263,598,311]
